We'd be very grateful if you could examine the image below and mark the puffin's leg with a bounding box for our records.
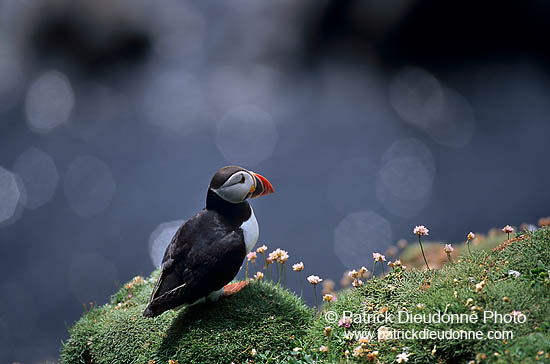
[223,281,249,296]
[206,288,224,302]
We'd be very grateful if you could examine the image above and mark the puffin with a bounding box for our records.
[143,165,274,318]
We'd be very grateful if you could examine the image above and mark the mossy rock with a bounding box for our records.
[61,275,312,364]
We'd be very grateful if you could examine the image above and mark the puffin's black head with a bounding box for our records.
[209,165,274,204]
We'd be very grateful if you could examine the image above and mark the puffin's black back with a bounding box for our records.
[143,189,252,317]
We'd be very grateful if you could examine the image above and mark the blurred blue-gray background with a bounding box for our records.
[1,0,549,362]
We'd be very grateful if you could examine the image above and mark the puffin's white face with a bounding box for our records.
[213,171,256,204]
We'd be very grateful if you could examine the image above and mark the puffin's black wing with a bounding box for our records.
[143,209,246,317]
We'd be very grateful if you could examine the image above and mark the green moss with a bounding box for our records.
[303,227,550,363]
[60,228,550,364]
[61,278,312,364]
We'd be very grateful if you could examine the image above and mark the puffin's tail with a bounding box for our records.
[142,304,160,318]
[143,283,191,318]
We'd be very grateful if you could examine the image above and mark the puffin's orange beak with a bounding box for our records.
[250,172,274,198]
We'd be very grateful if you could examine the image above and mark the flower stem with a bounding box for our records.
[467,240,472,257]
[283,264,286,286]
[262,255,268,280]
[381,262,385,275]
[314,285,318,310]
[372,261,376,279]
[276,263,280,284]
[245,261,249,280]
[418,236,431,270]
[447,253,453,263]
[300,271,303,298]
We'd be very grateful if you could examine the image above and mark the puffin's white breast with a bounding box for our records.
[240,206,259,254]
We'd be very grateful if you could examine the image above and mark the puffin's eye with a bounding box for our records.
[239,175,246,183]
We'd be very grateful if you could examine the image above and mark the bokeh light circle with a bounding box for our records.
[334,211,392,269]
[428,88,476,148]
[24,70,75,133]
[382,137,435,166]
[389,66,444,129]
[375,177,432,218]
[0,166,22,224]
[149,220,184,268]
[68,253,119,304]
[390,67,475,148]
[216,105,278,166]
[379,157,433,200]
[63,156,116,217]
[13,147,59,210]
[376,138,435,217]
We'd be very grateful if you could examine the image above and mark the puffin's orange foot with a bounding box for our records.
[223,281,249,296]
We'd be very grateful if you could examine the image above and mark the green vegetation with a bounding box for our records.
[60,227,550,364]
[305,227,550,363]
[60,277,312,364]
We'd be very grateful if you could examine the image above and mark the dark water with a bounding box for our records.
[0,1,549,362]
